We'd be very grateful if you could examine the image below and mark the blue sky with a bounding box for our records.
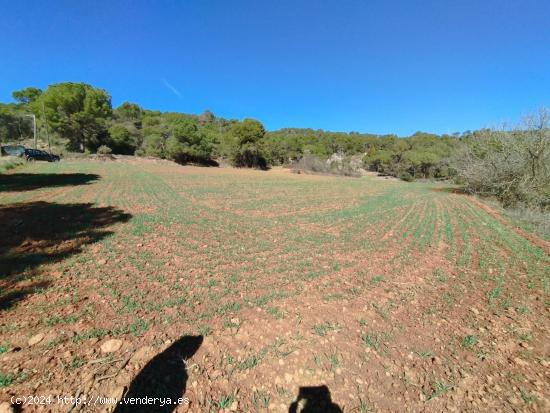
[1,0,549,135]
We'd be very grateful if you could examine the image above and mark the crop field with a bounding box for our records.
[0,158,549,412]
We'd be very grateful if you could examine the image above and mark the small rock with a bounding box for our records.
[229,401,238,411]
[28,333,44,346]
[519,342,533,350]
[98,259,108,265]
[0,402,15,413]
[513,357,529,367]
[100,339,123,353]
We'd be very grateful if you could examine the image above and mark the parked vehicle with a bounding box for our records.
[24,149,60,162]
[1,145,26,157]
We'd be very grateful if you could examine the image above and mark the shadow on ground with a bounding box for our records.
[114,335,203,413]
[430,186,467,195]
[288,385,342,413]
[0,280,51,312]
[0,173,100,192]
[0,201,131,310]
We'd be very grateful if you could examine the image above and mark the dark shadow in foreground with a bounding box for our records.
[289,386,342,413]
[114,335,203,413]
[0,201,131,310]
[0,173,100,192]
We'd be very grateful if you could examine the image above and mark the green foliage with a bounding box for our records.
[12,87,42,105]
[267,129,457,180]
[2,82,457,175]
[97,145,113,155]
[136,112,216,164]
[232,118,265,146]
[0,372,14,388]
[108,124,138,154]
[0,103,33,142]
[461,335,477,348]
[114,101,142,121]
[0,156,25,173]
[141,133,165,158]
[165,118,214,164]
[35,82,112,152]
[4,81,546,207]
[230,118,269,168]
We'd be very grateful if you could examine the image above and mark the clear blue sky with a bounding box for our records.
[1,0,549,135]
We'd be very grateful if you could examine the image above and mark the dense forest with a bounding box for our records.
[1,82,548,216]
[0,82,460,175]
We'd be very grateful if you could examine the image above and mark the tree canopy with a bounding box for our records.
[1,80,521,184]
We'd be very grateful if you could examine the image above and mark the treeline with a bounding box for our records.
[1,83,548,215]
[264,129,458,180]
[0,83,270,168]
[1,82,462,177]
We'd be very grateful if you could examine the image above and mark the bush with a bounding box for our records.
[0,156,25,173]
[291,153,328,173]
[450,109,550,210]
[229,119,270,169]
[108,124,138,154]
[398,171,414,182]
[233,144,268,169]
[291,153,363,177]
[97,145,112,155]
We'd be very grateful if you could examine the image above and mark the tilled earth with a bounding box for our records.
[0,159,549,412]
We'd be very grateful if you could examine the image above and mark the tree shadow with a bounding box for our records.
[0,173,100,192]
[0,201,131,310]
[114,335,203,413]
[0,280,51,311]
[173,153,220,167]
[430,186,467,195]
[288,385,342,413]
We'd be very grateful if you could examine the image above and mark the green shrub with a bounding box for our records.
[398,171,414,182]
[97,145,113,155]
[0,156,25,173]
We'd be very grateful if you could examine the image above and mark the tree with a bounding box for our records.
[142,133,166,158]
[114,102,143,122]
[198,110,215,124]
[12,87,42,105]
[363,149,393,173]
[230,118,269,168]
[0,104,33,142]
[165,118,214,164]
[36,82,112,152]
[108,124,138,154]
